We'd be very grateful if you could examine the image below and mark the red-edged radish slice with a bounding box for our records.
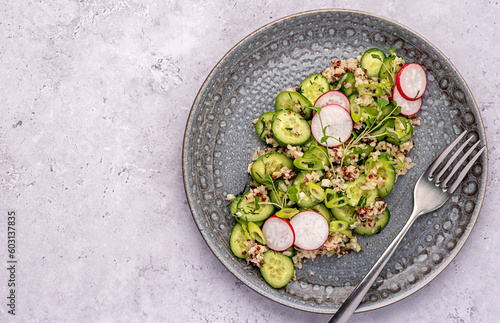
[290,211,329,251]
[393,86,422,116]
[396,63,427,101]
[262,216,295,252]
[310,104,353,147]
[314,90,350,113]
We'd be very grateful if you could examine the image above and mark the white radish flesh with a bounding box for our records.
[314,90,350,113]
[311,104,353,147]
[262,216,295,252]
[393,86,422,116]
[290,211,329,251]
[396,63,427,101]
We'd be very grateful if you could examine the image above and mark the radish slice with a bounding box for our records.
[314,90,350,113]
[310,104,353,147]
[262,216,295,252]
[290,211,329,251]
[396,63,427,101]
[393,86,422,116]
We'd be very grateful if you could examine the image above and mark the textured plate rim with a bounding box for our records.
[182,8,488,314]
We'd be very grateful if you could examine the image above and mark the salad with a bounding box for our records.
[226,46,427,289]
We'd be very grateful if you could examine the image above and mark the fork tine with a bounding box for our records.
[441,142,484,193]
[426,130,467,179]
[445,145,485,194]
[435,136,473,184]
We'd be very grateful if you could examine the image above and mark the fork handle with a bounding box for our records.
[329,209,422,323]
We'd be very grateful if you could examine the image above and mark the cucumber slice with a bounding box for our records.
[330,205,357,225]
[344,174,379,207]
[354,207,390,236]
[360,48,386,78]
[260,250,294,288]
[291,170,324,208]
[379,55,405,85]
[230,223,249,259]
[250,152,294,184]
[303,141,330,167]
[271,110,311,147]
[275,91,313,120]
[373,153,396,198]
[230,191,275,223]
[255,112,274,142]
[298,73,331,104]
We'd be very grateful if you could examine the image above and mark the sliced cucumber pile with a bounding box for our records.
[227,46,427,290]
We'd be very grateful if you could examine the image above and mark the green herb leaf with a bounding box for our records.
[352,147,363,154]
[263,174,273,183]
[320,135,331,144]
[377,98,390,109]
[311,106,322,113]
[365,118,375,127]
[371,54,382,60]
[386,46,396,56]
[392,105,402,115]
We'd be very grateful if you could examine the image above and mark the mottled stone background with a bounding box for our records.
[0,1,498,322]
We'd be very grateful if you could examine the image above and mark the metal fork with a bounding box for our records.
[330,130,486,323]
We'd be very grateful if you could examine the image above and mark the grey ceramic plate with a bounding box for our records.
[183,9,487,313]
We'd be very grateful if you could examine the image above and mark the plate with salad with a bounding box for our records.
[183,9,487,313]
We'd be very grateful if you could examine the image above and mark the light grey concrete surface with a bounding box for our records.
[1,1,499,322]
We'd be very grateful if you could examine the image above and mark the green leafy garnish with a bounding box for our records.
[385,46,396,56]
[377,98,389,109]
